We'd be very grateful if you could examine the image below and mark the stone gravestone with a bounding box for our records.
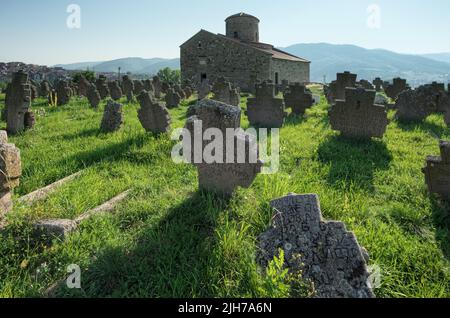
[143,79,155,94]
[55,80,71,106]
[0,131,22,218]
[108,81,123,101]
[183,85,193,99]
[247,81,286,128]
[6,71,35,134]
[326,71,357,104]
[122,75,134,102]
[372,78,383,92]
[161,82,170,94]
[100,100,124,133]
[133,80,145,95]
[429,82,450,112]
[87,84,101,108]
[329,87,388,139]
[95,76,110,99]
[198,80,212,100]
[422,140,450,197]
[29,82,39,101]
[152,76,162,98]
[77,76,90,97]
[257,193,375,298]
[395,84,450,121]
[358,79,374,90]
[137,90,171,134]
[385,78,409,100]
[165,88,181,109]
[39,80,51,98]
[212,77,240,107]
[185,99,263,196]
[174,84,186,100]
[284,83,314,115]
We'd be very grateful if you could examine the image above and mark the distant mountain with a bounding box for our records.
[421,53,450,64]
[281,43,450,86]
[55,57,180,74]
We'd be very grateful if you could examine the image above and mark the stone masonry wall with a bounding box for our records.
[271,58,310,85]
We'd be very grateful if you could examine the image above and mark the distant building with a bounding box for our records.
[180,13,310,92]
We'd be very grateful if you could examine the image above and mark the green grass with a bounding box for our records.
[0,89,448,298]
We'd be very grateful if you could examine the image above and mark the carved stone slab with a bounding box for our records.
[108,81,123,101]
[87,84,101,108]
[422,140,450,197]
[165,88,181,108]
[284,83,314,115]
[152,76,162,99]
[198,80,212,100]
[100,100,123,132]
[385,77,409,100]
[329,87,388,138]
[6,70,34,134]
[95,75,110,99]
[122,75,134,102]
[212,77,240,107]
[137,90,171,134]
[326,71,357,104]
[257,193,375,298]
[247,81,286,128]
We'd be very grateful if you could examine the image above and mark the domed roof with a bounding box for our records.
[225,12,260,22]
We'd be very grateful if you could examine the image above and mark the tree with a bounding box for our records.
[72,70,95,83]
[157,67,181,85]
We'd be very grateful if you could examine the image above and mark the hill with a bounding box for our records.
[421,53,450,64]
[281,43,450,85]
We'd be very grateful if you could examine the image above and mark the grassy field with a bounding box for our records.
[0,87,448,298]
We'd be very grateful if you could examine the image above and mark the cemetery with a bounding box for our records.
[0,8,449,302]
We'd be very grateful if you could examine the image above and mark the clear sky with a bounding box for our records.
[1,0,449,65]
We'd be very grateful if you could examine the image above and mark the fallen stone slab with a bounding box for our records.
[18,171,83,206]
[33,190,131,240]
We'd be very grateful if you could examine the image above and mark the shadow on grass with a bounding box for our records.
[396,118,448,139]
[284,113,307,127]
[430,196,450,261]
[54,191,229,297]
[317,135,392,192]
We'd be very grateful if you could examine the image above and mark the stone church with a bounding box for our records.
[180,13,310,92]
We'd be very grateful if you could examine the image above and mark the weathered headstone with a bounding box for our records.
[284,83,314,115]
[198,80,212,100]
[152,76,162,98]
[143,79,155,94]
[329,87,388,138]
[326,71,358,104]
[0,131,22,218]
[185,99,262,196]
[165,88,181,109]
[385,78,409,100]
[77,76,90,97]
[55,80,71,106]
[174,84,186,100]
[39,80,51,98]
[358,79,374,90]
[429,82,450,112]
[422,140,450,198]
[87,84,101,108]
[122,75,134,102]
[5,71,35,134]
[161,82,170,94]
[247,81,286,128]
[395,84,450,121]
[108,81,123,101]
[133,80,145,95]
[95,75,110,99]
[257,193,375,298]
[372,78,383,92]
[30,82,39,101]
[100,100,123,132]
[137,90,171,134]
[212,77,240,107]
[183,85,193,99]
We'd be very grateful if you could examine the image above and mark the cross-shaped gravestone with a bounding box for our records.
[372,78,383,92]
[329,87,388,138]
[257,193,375,298]
[325,72,357,104]
[385,78,409,100]
[212,77,240,107]
[185,99,262,196]
[284,83,314,115]
[165,88,181,108]
[247,81,286,128]
[137,90,171,134]
[423,140,450,198]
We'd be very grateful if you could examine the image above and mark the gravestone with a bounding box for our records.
[161,82,170,94]
[372,78,383,92]
[184,86,193,99]
[385,78,409,100]
[30,83,38,101]
[212,77,240,107]
[137,90,171,134]
[429,82,449,112]
[152,76,162,98]
[100,100,123,132]
[108,81,123,101]
[6,71,35,134]
[95,76,110,99]
[247,81,286,128]
[122,75,134,102]
[87,84,101,108]
[143,79,155,94]
[198,80,212,100]
[395,84,450,121]
[422,140,450,197]
[165,88,181,108]
[55,80,71,106]
[326,71,358,104]
[133,80,145,95]
[329,87,388,138]
[358,79,374,90]
[0,131,22,218]
[284,83,314,115]
[257,193,375,298]
[185,99,263,196]
[39,80,51,97]
[174,84,186,100]
[77,76,90,97]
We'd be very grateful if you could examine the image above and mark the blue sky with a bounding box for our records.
[1,0,449,65]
